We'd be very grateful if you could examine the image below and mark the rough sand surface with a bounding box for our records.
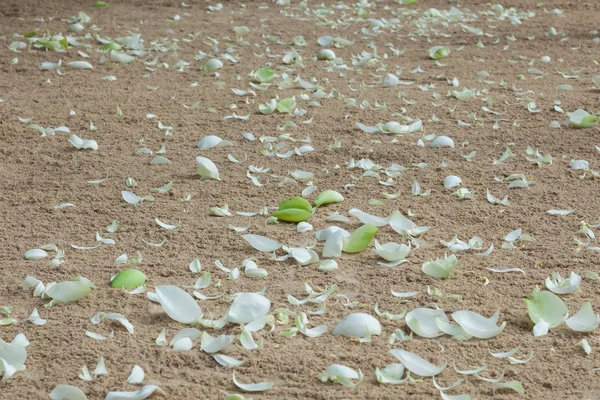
[1,0,600,399]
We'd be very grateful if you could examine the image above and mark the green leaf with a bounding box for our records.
[272,196,313,222]
[278,196,312,213]
[567,109,599,129]
[315,190,344,207]
[428,46,450,60]
[93,1,108,7]
[111,269,147,289]
[276,97,296,113]
[579,115,599,128]
[225,395,249,400]
[255,67,275,83]
[343,223,378,253]
[272,209,312,223]
[203,59,223,71]
[233,26,250,35]
[24,29,39,38]
[100,42,122,52]
[36,39,62,51]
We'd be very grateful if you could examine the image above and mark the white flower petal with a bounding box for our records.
[213,354,244,367]
[533,320,550,337]
[91,312,134,334]
[196,156,220,180]
[451,310,506,339]
[332,313,381,338]
[443,175,462,189]
[105,385,164,400]
[348,208,390,226]
[155,218,178,230]
[227,293,271,324]
[547,209,575,215]
[155,285,203,324]
[374,240,411,262]
[69,134,98,150]
[169,328,202,347]
[375,363,406,384]
[24,249,48,260]
[389,349,446,377]
[490,346,521,358]
[200,333,235,354]
[545,271,581,294]
[431,136,455,148]
[504,228,522,242]
[242,234,282,252]
[49,385,88,400]
[127,365,145,384]
[297,222,313,232]
[27,308,46,326]
[391,290,420,298]
[405,308,448,338]
[232,372,273,392]
[45,279,95,307]
[121,191,141,205]
[197,135,230,150]
[566,302,599,332]
[422,254,457,279]
[322,230,344,258]
[93,356,108,376]
[289,248,319,266]
[436,319,472,340]
[172,337,194,351]
[67,61,93,69]
[569,159,589,170]
[319,364,363,387]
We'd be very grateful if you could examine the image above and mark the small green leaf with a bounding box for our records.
[428,46,450,60]
[203,58,223,71]
[317,49,336,60]
[0,317,16,326]
[93,1,108,7]
[233,26,250,35]
[111,269,146,289]
[0,306,13,316]
[315,190,344,207]
[272,196,313,223]
[225,395,249,400]
[278,196,312,213]
[254,67,275,83]
[24,29,39,38]
[100,42,122,52]
[343,223,378,253]
[152,181,173,194]
[272,208,312,223]
[580,115,599,128]
[567,109,599,129]
[36,39,63,51]
[276,97,296,113]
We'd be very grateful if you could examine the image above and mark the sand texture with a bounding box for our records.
[1,0,600,399]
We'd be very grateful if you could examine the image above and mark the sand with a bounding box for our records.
[1,0,600,398]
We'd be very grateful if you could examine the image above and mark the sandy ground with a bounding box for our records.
[1,0,600,398]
